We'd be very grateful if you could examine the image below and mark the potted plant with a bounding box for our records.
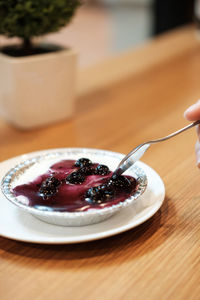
[0,0,80,129]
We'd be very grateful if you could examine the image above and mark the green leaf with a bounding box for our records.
[0,0,81,41]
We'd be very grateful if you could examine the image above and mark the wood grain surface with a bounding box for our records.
[0,26,200,300]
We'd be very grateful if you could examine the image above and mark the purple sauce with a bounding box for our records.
[13,159,138,212]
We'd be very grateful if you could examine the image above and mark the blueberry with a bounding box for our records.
[41,176,61,188]
[85,186,105,204]
[66,171,85,184]
[128,177,137,188]
[95,164,110,175]
[39,185,58,199]
[39,176,61,199]
[78,166,95,175]
[75,158,92,168]
[98,184,115,200]
[108,174,132,192]
[85,184,114,204]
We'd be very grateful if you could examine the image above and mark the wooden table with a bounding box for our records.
[0,26,200,300]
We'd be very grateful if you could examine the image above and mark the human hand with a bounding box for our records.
[184,100,200,168]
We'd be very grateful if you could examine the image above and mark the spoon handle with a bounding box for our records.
[115,120,200,176]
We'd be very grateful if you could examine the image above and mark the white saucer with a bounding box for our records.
[0,149,165,244]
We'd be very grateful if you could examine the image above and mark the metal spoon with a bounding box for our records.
[114,120,200,176]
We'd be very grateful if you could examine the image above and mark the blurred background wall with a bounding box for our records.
[55,0,194,66]
[97,0,194,51]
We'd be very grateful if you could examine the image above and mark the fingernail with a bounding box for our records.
[197,160,200,168]
[184,104,198,117]
[196,124,200,136]
[196,154,200,168]
[184,100,200,118]
[196,140,200,167]
[196,152,200,167]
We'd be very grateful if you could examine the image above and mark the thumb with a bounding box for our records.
[184,100,200,121]
[195,140,200,168]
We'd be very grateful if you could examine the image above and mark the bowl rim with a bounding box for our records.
[1,148,148,218]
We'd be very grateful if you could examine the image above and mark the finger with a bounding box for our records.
[195,140,200,168]
[184,100,200,121]
[196,124,200,140]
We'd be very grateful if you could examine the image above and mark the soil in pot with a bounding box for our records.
[1,43,63,57]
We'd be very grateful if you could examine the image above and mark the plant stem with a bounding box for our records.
[22,38,32,53]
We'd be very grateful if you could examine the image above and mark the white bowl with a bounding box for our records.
[1,148,147,226]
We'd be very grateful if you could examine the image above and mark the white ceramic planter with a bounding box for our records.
[0,45,77,129]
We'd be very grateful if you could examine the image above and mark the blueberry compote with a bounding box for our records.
[13,158,138,212]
